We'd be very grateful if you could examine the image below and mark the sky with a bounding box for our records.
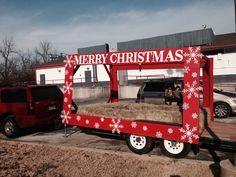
[0,0,235,54]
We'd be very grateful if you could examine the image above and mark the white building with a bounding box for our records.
[34,32,236,85]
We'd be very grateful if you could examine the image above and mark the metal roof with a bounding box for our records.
[117,28,214,51]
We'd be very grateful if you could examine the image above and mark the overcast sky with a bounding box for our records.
[0,0,234,54]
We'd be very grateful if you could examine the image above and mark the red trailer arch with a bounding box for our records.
[61,46,214,157]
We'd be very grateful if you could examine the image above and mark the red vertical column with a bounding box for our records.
[203,58,214,120]
[110,65,119,103]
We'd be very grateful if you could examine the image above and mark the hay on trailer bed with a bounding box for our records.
[77,102,210,133]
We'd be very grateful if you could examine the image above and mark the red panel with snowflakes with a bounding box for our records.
[61,47,203,145]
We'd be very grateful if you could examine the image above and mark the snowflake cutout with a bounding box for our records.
[179,123,199,143]
[100,117,105,122]
[168,128,173,134]
[94,122,100,129]
[76,115,81,121]
[85,120,90,125]
[192,113,198,119]
[61,110,71,124]
[156,131,163,138]
[109,119,124,134]
[143,126,148,131]
[192,72,197,78]
[64,97,68,103]
[184,66,190,73]
[64,56,75,68]
[184,80,199,99]
[131,122,137,128]
[184,47,202,64]
[63,81,73,95]
[182,103,189,110]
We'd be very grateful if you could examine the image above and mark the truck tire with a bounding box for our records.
[52,116,63,130]
[126,134,154,154]
[3,116,19,138]
[160,139,190,158]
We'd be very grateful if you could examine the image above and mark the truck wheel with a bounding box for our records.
[3,116,19,138]
[214,102,230,118]
[160,139,190,158]
[52,116,63,130]
[126,134,154,154]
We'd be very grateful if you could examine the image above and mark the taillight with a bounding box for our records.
[27,101,35,114]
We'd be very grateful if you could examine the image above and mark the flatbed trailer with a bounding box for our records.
[61,46,235,158]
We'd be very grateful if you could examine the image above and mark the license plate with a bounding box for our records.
[49,105,56,110]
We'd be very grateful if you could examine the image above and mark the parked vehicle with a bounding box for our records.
[213,88,236,118]
[0,85,63,138]
[136,78,183,105]
[136,79,236,118]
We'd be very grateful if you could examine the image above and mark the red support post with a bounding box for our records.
[203,57,214,120]
[110,65,119,103]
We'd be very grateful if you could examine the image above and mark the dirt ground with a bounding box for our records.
[0,140,215,177]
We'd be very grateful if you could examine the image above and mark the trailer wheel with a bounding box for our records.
[160,139,190,158]
[126,134,154,154]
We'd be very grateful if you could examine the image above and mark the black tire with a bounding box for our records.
[126,134,154,154]
[2,116,19,138]
[52,116,63,130]
[214,102,231,118]
[160,139,190,158]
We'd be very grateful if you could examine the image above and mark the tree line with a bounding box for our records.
[0,37,62,86]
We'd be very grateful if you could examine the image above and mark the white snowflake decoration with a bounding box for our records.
[184,47,202,64]
[184,80,199,99]
[63,81,73,95]
[143,126,148,131]
[156,131,163,138]
[94,122,100,129]
[68,104,71,108]
[100,117,105,122]
[64,57,75,68]
[182,103,189,110]
[179,123,199,143]
[184,66,190,73]
[168,128,173,134]
[131,122,137,128]
[61,110,71,124]
[76,115,81,121]
[109,119,124,134]
[85,120,90,125]
[192,113,198,119]
[192,72,197,78]
[64,97,68,103]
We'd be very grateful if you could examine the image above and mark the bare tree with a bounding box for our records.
[35,41,53,63]
[0,37,17,83]
[16,50,36,82]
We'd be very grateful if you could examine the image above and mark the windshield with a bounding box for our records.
[31,86,63,101]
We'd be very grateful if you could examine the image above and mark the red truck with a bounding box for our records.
[0,85,63,138]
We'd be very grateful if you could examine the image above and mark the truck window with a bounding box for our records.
[1,89,27,103]
[144,82,165,92]
[31,86,63,101]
